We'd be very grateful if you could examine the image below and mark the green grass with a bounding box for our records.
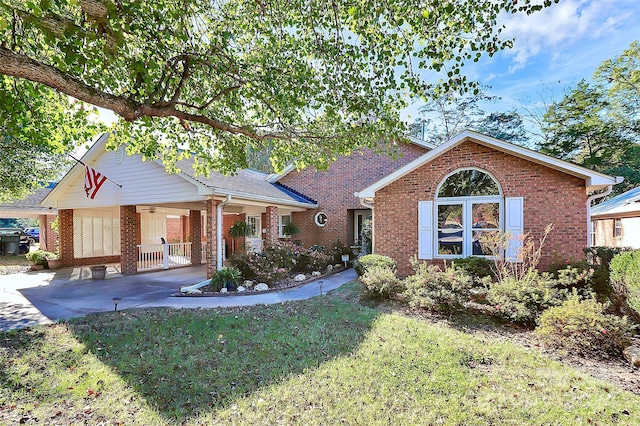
[1,281,638,425]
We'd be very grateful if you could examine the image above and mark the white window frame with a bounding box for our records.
[434,168,503,259]
[278,214,291,238]
[591,221,596,246]
[614,218,622,238]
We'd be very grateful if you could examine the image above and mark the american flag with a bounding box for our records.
[84,165,108,199]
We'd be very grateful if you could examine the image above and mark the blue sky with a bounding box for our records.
[402,0,640,124]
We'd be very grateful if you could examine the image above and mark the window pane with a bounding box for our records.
[437,204,463,229]
[438,232,463,255]
[438,169,500,197]
[472,203,500,229]
[472,230,498,256]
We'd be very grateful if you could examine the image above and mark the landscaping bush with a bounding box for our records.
[451,256,494,284]
[330,240,353,264]
[354,254,396,277]
[609,250,640,323]
[546,262,594,298]
[25,250,56,266]
[230,242,302,284]
[360,265,403,299]
[301,247,333,272]
[485,270,567,325]
[536,294,634,358]
[584,246,632,297]
[403,257,473,312]
[209,267,243,292]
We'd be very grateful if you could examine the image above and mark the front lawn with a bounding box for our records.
[1,282,638,425]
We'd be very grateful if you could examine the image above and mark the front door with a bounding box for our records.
[354,209,372,245]
[246,215,263,252]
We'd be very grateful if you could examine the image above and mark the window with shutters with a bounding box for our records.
[434,168,502,258]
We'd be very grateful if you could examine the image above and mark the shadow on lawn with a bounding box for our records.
[68,294,379,421]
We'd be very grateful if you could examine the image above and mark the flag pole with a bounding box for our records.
[68,154,123,188]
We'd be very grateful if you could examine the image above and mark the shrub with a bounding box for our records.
[209,267,243,292]
[536,294,634,358]
[403,257,473,312]
[546,262,594,298]
[230,241,303,284]
[329,240,353,264]
[361,265,403,299]
[354,254,396,277]
[609,251,640,323]
[451,256,494,284]
[360,218,372,256]
[301,247,333,272]
[485,270,566,325]
[25,250,57,266]
[584,246,632,297]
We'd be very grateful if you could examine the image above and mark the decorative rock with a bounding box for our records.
[294,273,307,282]
[187,289,202,294]
[237,286,246,292]
[326,264,334,273]
[255,283,269,291]
[311,271,321,277]
[243,280,254,288]
[623,345,640,367]
[334,264,342,269]
[220,288,228,293]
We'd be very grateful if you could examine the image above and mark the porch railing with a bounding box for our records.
[137,242,192,272]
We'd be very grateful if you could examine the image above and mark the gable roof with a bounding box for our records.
[42,133,317,210]
[357,130,623,198]
[591,186,640,217]
[267,136,436,183]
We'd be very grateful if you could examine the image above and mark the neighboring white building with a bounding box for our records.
[591,187,640,249]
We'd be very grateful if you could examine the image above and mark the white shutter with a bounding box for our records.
[418,201,433,260]
[505,197,524,262]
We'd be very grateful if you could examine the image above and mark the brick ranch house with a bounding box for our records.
[356,130,622,276]
[591,186,640,249]
[41,130,620,278]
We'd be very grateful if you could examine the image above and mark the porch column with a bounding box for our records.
[189,210,202,266]
[58,209,73,267]
[206,199,220,278]
[120,205,138,275]
[265,206,279,245]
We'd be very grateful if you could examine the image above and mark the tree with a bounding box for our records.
[595,40,640,139]
[0,76,103,202]
[539,79,638,195]
[409,87,528,145]
[0,0,556,177]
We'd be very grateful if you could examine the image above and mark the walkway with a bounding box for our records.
[0,265,357,331]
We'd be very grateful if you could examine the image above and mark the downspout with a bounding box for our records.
[586,185,613,248]
[217,195,232,270]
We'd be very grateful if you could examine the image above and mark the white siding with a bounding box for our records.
[53,150,203,209]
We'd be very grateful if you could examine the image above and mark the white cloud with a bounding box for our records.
[499,0,631,72]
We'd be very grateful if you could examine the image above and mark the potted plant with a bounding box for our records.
[90,265,107,280]
[209,267,242,291]
[25,250,57,270]
[229,220,254,254]
[47,254,62,270]
[283,221,301,240]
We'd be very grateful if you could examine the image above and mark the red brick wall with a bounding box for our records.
[223,213,245,256]
[189,210,202,265]
[374,141,588,276]
[281,143,427,248]
[120,205,138,275]
[166,217,182,242]
[39,214,58,253]
[58,209,74,267]
[264,206,279,245]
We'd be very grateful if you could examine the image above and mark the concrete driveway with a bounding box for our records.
[0,265,356,331]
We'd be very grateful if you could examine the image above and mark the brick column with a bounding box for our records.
[120,205,138,275]
[181,215,189,242]
[265,206,279,245]
[206,199,220,278]
[189,210,202,266]
[58,209,74,267]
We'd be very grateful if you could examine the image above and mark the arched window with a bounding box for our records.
[435,168,502,257]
